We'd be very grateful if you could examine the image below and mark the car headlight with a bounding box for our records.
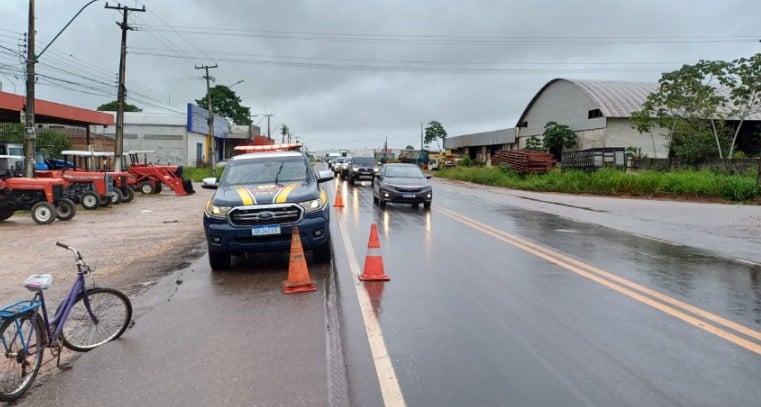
[353,167,360,172]
[300,198,323,214]
[205,200,232,218]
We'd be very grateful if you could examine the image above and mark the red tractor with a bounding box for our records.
[36,150,122,210]
[126,151,194,196]
[0,174,77,224]
[62,150,136,204]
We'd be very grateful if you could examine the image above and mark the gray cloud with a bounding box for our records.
[2,0,759,152]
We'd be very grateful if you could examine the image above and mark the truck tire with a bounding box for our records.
[31,201,56,225]
[208,248,231,271]
[311,239,332,264]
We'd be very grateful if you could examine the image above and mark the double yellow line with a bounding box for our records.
[436,206,761,356]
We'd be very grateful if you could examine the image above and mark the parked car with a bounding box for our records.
[347,156,378,185]
[203,144,334,270]
[332,157,347,175]
[372,163,432,210]
[338,156,353,179]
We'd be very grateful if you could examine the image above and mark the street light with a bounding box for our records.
[229,80,244,88]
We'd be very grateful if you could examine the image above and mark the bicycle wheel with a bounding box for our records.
[0,313,44,402]
[61,288,132,352]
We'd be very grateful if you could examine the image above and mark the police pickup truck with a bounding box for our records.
[203,143,334,270]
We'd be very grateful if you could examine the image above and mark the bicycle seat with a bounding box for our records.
[24,274,53,291]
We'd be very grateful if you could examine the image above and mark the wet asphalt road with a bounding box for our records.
[14,170,761,406]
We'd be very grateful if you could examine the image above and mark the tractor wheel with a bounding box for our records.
[120,186,135,203]
[140,182,155,195]
[31,201,56,225]
[110,189,124,205]
[99,194,111,207]
[154,183,163,193]
[81,192,100,210]
[0,208,14,222]
[56,198,77,221]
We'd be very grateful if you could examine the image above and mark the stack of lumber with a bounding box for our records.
[491,150,555,174]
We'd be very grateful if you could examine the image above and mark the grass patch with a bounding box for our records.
[435,167,760,202]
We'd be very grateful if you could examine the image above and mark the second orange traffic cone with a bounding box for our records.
[359,223,390,281]
[283,227,317,294]
[333,187,344,207]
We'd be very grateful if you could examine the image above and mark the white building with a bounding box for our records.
[101,112,260,167]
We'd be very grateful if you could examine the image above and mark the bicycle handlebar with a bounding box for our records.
[56,241,84,262]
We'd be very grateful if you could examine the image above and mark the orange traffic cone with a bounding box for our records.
[359,223,390,281]
[333,187,344,207]
[283,227,317,294]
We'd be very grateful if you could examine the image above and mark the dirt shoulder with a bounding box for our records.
[0,184,214,304]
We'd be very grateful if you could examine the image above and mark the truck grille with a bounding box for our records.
[228,204,303,226]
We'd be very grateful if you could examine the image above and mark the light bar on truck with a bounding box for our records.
[233,143,303,153]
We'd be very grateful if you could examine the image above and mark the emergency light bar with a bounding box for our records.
[233,143,303,153]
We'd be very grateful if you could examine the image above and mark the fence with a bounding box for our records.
[561,148,627,172]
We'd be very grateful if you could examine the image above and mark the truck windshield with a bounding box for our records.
[222,157,310,186]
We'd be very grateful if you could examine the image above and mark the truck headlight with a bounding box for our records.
[300,198,323,214]
[205,200,232,218]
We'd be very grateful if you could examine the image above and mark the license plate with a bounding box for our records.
[251,225,281,236]
[403,193,415,199]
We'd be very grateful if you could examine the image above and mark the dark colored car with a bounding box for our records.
[203,148,334,270]
[347,156,378,185]
[372,163,432,209]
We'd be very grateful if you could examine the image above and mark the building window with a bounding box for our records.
[517,121,528,128]
[588,109,603,119]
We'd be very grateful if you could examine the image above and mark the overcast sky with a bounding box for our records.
[1,0,760,152]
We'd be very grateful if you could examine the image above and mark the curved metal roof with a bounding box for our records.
[516,78,658,125]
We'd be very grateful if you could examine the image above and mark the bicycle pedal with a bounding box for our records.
[57,362,73,371]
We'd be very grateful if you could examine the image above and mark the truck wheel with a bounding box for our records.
[140,182,154,195]
[81,192,100,210]
[56,198,77,221]
[311,239,332,264]
[379,200,387,209]
[208,249,231,271]
[31,201,56,225]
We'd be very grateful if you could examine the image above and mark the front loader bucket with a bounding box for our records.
[182,178,195,194]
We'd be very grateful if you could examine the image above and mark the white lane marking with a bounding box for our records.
[338,219,407,407]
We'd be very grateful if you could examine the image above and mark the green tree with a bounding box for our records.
[280,124,290,143]
[405,145,415,150]
[542,121,577,160]
[96,100,142,112]
[525,136,543,151]
[718,53,761,158]
[632,59,731,159]
[424,120,447,151]
[196,85,252,125]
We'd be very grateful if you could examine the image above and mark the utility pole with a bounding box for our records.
[106,2,145,172]
[263,113,275,141]
[23,0,36,177]
[195,64,218,169]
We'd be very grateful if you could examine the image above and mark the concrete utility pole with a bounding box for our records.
[106,2,145,172]
[263,113,275,141]
[196,64,218,169]
[23,0,36,177]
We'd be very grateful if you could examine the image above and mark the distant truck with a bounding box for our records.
[0,142,24,177]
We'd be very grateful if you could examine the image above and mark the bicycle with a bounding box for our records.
[0,242,133,402]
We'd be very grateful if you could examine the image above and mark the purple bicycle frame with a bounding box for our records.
[35,271,97,345]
